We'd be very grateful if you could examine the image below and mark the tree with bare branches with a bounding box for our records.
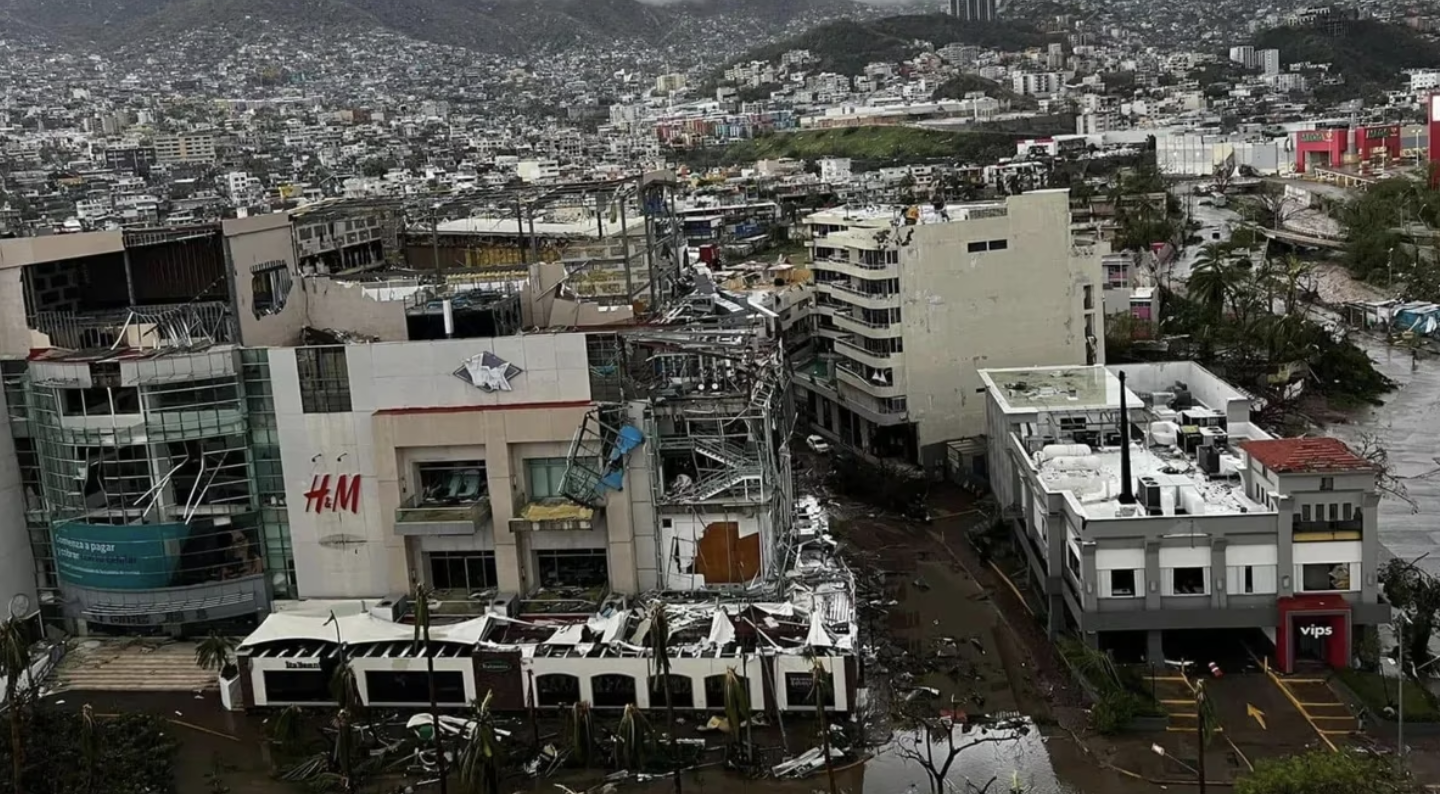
[892,712,1031,794]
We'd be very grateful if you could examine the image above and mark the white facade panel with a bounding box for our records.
[1292,541,1362,565]
[1095,547,1145,570]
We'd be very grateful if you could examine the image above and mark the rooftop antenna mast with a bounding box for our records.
[1117,369,1136,506]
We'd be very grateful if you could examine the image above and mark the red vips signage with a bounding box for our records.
[305,474,361,514]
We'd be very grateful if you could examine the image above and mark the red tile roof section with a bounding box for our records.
[1239,437,1375,474]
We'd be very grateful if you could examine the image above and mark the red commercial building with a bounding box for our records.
[1293,128,1347,173]
[1430,95,1440,186]
[1351,124,1401,165]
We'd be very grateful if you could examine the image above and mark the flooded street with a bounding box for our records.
[1330,335,1440,576]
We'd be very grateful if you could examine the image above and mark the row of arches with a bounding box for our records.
[534,672,749,709]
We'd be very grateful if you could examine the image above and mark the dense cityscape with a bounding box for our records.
[2,0,1440,792]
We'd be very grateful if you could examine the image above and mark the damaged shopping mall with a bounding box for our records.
[237,498,856,713]
[0,177,857,714]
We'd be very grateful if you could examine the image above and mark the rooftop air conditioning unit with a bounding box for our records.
[369,594,412,623]
[487,592,519,618]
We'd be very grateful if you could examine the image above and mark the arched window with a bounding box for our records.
[703,673,751,711]
[648,673,694,709]
[591,673,637,708]
[535,673,580,707]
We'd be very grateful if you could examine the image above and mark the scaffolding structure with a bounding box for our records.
[404,171,684,312]
[556,265,797,592]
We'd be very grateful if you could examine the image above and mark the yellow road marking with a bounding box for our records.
[1264,664,1338,753]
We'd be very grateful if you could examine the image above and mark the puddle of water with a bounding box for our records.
[862,723,1079,794]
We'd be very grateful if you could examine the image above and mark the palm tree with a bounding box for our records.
[567,701,595,768]
[1188,243,1237,319]
[646,602,683,794]
[79,704,97,794]
[615,704,655,770]
[808,657,838,794]
[324,611,359,794]
[412,578,449,794]
[721,668,750,763]
[194,631,237,678]
[0,617,32,794]
[457,692,502,794]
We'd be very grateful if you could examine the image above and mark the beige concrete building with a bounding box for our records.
[152,132,217,165]
[795,189,1106,468]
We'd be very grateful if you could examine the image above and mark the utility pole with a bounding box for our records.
[1398,616,1406,776]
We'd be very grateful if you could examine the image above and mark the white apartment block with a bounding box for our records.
[1012,72,1064,97]
[795,190,1105,468]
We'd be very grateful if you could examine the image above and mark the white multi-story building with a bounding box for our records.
[795,190,1105,468]
[1259,48,1282,76]
[1012,72,1064,97]
[1229,45,1257,69]
[981,362,1389,672]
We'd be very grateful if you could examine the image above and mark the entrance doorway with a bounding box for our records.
[1276,594,1352,673]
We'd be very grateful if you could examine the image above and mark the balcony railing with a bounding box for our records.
[509,495,596,532]
[395,494,493,536]
[836,337,899,368]
[1292,518,1363,539]
[829,282,900,308]
[837,363,904,398]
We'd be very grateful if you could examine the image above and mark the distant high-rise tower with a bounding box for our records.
[950,0,998,22]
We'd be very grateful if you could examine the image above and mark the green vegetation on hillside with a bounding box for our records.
[1253,20,1440,101]
[719,14,1058,78]
[1338,172,1440,301]
[931,73,1039,110]
[681,122,1067,169]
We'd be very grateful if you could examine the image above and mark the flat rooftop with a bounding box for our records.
[982,365,1141,413]
[1036,441,1266,519]
[807,200,1009,226]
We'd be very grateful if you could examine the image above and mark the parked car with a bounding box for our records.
[805,434,831,454]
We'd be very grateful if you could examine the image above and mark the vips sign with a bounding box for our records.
[53,522,188,590]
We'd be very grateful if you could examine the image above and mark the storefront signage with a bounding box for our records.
[454,351,524,393]
[1300,624,1333,638]
[1366,126,1397,140]
[480,659,514,673]
[285,660,322,670]
[1298,130,1331,143]
[305,474,361,514]
[53,522,188,590]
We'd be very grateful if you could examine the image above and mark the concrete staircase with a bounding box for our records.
[51,640,217,693]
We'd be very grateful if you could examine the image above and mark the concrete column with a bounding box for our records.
[1144,541,1162,609]
[488,446,525,594]
[1211,537,1228,609]
[1081,547,1099,612]
[1146,629,1164,665]
[1361,492,1383,600]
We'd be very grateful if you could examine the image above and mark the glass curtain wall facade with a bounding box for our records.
[4,348,292,632]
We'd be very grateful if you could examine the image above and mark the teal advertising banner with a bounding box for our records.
[53,522,189,590]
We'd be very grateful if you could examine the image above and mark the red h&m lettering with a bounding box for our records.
[305,474,361,514]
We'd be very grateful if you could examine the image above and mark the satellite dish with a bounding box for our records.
[8,594,31,620]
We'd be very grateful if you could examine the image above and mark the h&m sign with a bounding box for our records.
[305,474,361,514]
[1300,624,1334,638]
